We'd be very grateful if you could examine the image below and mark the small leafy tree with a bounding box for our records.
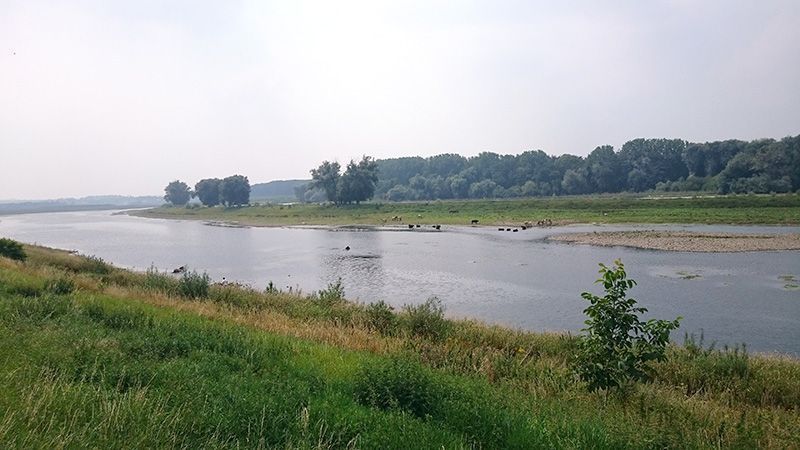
[0,238,26,261]
[574,260,681,391]
[194,178,221,206]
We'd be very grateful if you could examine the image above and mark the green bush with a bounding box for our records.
[143,265,177,294]
[177,270,210,299]
[83,255,111,274]
[402,297,449,340]
[353,357,440,418]
[315,278,345,306]
[573,260,681,391]
[365,301,398,335]
[0,238,26,261]
[45,277,75,295]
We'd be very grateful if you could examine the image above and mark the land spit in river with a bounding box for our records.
[548,230,800,252]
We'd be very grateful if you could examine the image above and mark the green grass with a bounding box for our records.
[0,245,798,448]
[135,193,800,227]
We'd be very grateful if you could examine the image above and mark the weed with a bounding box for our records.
[45,277,75,295]
[353,357,440,418]
[314,278,345,306]
[402,297,449,340]
[177,270,210,299]
[365,301,398,335]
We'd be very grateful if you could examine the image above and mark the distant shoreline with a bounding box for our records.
[548,230,800,252]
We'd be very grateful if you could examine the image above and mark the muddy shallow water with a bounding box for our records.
[1,210,798,355]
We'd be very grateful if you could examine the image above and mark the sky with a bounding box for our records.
[1,0,799,200]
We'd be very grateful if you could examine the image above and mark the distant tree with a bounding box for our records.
[194,178,221,206]
[310,161,341,203]
[561,169,590,195]
[386,184,415,201]
[164,180,192,206]
[447,175,469,199]
[468,179,498,198]
[220,175,250,207]
[337,156,379,204]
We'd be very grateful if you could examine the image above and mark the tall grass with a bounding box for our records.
[1,244,798,448]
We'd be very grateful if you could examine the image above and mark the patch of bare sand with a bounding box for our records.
[548,231,800,252]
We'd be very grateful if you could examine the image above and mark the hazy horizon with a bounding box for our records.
[2,1,799,200]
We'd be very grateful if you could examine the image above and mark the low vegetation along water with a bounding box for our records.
[0,243,799,447]
[1,210,798,356]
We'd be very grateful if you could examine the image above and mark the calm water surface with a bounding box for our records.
[1,210,798,355]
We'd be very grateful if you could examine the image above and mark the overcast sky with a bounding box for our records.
[1,1,799,199]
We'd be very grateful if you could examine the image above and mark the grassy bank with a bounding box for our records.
[133,194,800,227]
[1,245,799,448]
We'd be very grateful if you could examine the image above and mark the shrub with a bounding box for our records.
[402,297,449,340]
[353,357,440,418]
[177,270,210,299]
[143,265,177,294]
[0,238,26,261]
[45,277,75,295]
[573,260,681,391]
[83,254,112,274]
[365,301,398,335]
[315,278,345,306]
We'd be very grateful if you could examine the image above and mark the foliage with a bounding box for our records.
[353,357,440,418]
[363,135,800,201]
[365,300,398,335]
[220,175,250,207]
[310,156,379,205]
[177,270,210,298]
[163,180,192,206]
[337,156,379,204]
[45,277,75,295]
[314,278,345,306]
[574,260,681,391]
[0,237,26,261]
[194,178,221,206]
[402,297,449,340]
[309,160,341,203]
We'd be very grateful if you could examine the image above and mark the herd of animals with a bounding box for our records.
[171,217,556,270]
[384,216,554,232]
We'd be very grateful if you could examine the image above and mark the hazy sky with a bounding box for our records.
[2,1,799,199]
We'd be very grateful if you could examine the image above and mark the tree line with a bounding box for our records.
[164,175,251,206]
[343,135,797,202]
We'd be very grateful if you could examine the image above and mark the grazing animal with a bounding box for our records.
[434,225,441,230]
[521,225,527,230]
[513,229,518,232]
[498,228,505,231]
[408,224,414,229]
[415,224,420,228]
[345,246,350,251]
[471,219,479,225]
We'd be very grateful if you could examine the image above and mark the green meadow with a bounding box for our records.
[0,244,798,448]
[134,194,800,227]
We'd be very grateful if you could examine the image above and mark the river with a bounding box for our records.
[1,210,798,355]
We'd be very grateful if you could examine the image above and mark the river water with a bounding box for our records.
[1,210,798,355]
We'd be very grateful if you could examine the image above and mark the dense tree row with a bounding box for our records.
[304,156,379,204]
[163,175,251,206]
[366,135,799,201]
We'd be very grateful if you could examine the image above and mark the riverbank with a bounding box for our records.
[549,230,800,252]
[131,193,800,227]
[1,243,799,447]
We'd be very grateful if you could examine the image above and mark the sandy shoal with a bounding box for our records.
[548,231,800,252]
